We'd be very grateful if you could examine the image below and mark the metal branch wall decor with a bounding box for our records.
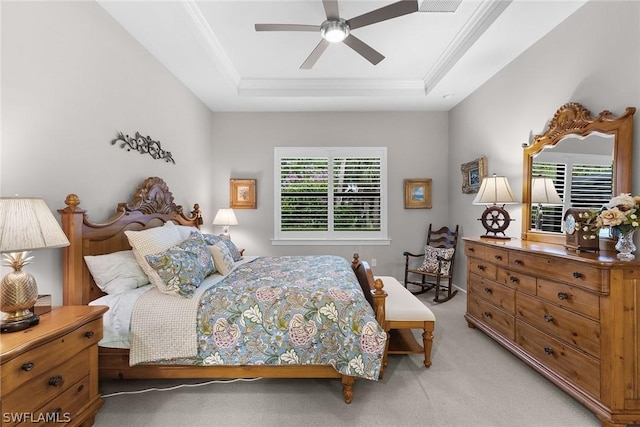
[111,131,175,164]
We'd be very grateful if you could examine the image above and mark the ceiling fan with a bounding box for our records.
[255,0,419,69]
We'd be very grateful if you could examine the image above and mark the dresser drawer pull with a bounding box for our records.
[484,287,493,294]
[572,272,583,279]
[85,331,94,339]
[21,361,35,371]
[557,292,569,301]
[544,346,554,355]
[482,311,492,319]
[509,276,518,283]
[48,408,62,418]
[514,259,523,265]
[477,265,486,272]
[49,375,64,387]
[543,314,554,322]
[468,247,475,252]
[494,255,502,261]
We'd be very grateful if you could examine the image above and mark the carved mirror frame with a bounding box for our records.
[521,102,636,246]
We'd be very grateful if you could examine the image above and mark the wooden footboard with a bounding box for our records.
[58,177,386,404]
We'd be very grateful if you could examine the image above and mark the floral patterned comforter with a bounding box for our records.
[161,255,386,380]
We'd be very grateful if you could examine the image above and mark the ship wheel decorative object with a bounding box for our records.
[472,174,518,239]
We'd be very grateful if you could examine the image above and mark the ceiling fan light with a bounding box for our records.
[321,19,349,43]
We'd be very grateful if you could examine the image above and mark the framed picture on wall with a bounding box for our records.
[230,179,256,209]
[461,156,487,194]
[404,179,432,209]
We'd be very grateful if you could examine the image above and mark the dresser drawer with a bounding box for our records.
[1,318,102,395]
[537,279,600,320]
[508,252,607,292]
[516,292,600,358]
[516,321,600,398]
[465,242,509,267]
[3,348,90,416]
[468,272,515,314]
[467,257,498,280]
[498,268,537,294]
[468,295,515,340]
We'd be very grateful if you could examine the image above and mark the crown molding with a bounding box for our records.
[237,79,426,97]
[422,0,512,94]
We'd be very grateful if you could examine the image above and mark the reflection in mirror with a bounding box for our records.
[521,102,635,246]
[531,133,614,233]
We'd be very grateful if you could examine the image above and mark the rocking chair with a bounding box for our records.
[403,224,459,303]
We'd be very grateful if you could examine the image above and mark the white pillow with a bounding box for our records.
[124,221,183,291]
[209,241,235,275]
[84,250,149,294]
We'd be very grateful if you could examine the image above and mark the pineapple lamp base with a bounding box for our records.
[1,314,39,333]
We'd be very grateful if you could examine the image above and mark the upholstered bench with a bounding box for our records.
[375,276,436,369]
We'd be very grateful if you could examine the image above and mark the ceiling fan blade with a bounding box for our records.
[255,24,320,32]
[346,0,418,30]
[343,34,384,65]
[300,39,330,69]
[323,0,340,20]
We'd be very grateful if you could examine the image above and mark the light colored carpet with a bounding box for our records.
[95,290,600,427]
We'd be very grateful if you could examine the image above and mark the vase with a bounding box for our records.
[615,229,637,261]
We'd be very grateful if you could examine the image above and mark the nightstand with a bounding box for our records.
[1,305,108,426]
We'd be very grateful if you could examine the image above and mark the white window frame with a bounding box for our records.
[273,147,389,246]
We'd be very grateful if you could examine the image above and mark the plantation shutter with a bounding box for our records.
[570,163,613,209]
[275,147,387,242]
[333,157,381,231]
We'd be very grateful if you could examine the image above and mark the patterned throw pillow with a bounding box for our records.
[417,245,455,275]
[145,232,215,298]
[125,221,184,290]
[208,241,235,275]
[203,234,243,261]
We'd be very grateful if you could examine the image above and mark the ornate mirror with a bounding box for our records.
[521,102,635,246]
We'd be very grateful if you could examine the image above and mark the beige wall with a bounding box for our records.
[448,0,640,285]
[210,111,450,280]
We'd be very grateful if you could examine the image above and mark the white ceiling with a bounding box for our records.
[97,0,587,112]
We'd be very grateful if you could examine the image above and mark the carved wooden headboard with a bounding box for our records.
[58,177,202,305]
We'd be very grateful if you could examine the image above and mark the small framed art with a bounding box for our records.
[230,179,256,209]
[404,179,432,209]
[461,156,487,194]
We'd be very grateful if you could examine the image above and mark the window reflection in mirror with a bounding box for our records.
[531,133,614,233]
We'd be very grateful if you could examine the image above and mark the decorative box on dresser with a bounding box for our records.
[0,305,107,427]
[464,237,640,427]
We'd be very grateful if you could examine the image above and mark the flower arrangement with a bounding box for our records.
[583,193,640,235]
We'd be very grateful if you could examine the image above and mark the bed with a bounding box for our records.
[59,176,387,403]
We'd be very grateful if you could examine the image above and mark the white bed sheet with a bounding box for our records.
[89,256,257,349]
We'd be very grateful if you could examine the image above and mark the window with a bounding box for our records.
[274,147,388,245]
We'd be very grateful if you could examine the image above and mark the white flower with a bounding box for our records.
[606,193,636,209]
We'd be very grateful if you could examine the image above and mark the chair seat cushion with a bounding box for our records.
[376,276,435,322]
[417,245,455,275]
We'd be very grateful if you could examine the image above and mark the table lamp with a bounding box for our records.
[531,176,562,231]
[213,208,238,239]
[472,174,518,239]
[0,197,70,333]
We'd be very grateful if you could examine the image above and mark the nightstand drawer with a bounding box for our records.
[2,348,90,416]
[1,318,101,395]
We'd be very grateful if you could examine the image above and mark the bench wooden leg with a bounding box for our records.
[422,321,435,368]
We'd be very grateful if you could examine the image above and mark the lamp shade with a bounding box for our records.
[0,198,70,252]
[531,177,562,205]
[472,174,518,205]
[213,208,238,226]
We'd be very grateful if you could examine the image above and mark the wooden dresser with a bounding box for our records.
[464,237,640,427]
[1,306,107,427]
